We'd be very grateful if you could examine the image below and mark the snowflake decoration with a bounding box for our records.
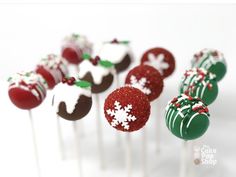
[145,53,169,75]
[129,75,151,95]
[106,101,137,130]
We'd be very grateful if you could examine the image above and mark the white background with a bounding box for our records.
[0,3,235,177]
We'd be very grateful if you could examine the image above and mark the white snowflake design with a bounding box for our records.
[145,53,169,75]
[106,101,137,130]
[129,75,151,95]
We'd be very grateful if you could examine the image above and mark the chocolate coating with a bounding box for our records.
[115,54,132,73]
[55,95,92,121]
[80,73,114,93]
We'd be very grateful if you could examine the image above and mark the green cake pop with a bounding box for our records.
[179,68,218,105]
[165,94,210,140]
[191,49,226,82]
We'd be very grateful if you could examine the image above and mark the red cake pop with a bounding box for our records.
[104,86,151,132]
[141,47,175,78]
[125,65,164,102]
[35,54,68,89]
[61,34,93,65]
[8,71,47,110]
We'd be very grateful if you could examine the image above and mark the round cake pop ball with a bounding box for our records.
[141,47,175,78]
[191,49,227,82]
[99,38,133,73]
[104,86,150,132]
[78,54,115,93]
[179,68,218,105]
[52,77,92,121]
[36,54,68,89]
[61,34,93,65]
[125,65,164,102]
[165,94,210,140]
[8,71,47,110]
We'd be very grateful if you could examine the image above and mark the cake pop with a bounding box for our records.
[141,47,175,78]
[179,68,218,105]
[78,54,115,93]
[191,49,227,81]
[104,86,150,132]
[99,38,133,73]
[52,77,92,121]
[125,65,164,102]
[8,71,47,110]
[61,34,92,65]
[165,94,210,140]
[36,54,68,89]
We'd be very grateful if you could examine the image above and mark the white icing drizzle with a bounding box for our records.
[62,34,93,56]
[78,60,115,85]
[52,82,91,114]
[99,43,131,64]
[144,53,169,75]
[8,71,47,100]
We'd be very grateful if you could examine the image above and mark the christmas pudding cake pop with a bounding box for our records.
[99,38,133,73]
[104,86,150,132]
[61,34,93,65]
[78,54,115,93]
[179,68,218,105]
[52,77,92,121]
[165,94,210,140]
[191,49,227,82]
[8,71,47,110]
[36,54,68,89]
[125,65,164,102]
[141,47,175,78]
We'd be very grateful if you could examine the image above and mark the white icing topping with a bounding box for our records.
[144,53,169,75]
[52,82,91,114]
[78,60,115,85]
[99,43,131,64]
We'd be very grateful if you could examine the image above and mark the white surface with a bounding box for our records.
[0,3,236,177]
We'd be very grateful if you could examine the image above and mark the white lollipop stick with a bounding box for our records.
[125,133,132,177]
[156,98,162,153]
[56,115,65,160]
[28,110,41,177]
[142,128,148,177]
[179,141,188,177]
[95,94,105,169]
[73,121,82,177]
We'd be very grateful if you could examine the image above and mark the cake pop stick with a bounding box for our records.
[28,110,41,177]
[180,141,188,177]
[126,133,132,177]
[104,86,151,177]
[94,94,105,169]
[78,54,115,169]
[125,64,164,175]
[56,115,65,160]
[73,121,82,177]
[8,71,47,177]
[140,47,176,153]
[142,128,147,177]
[52,77,92,175]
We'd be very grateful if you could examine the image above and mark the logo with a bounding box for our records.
[194,145,217,166]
